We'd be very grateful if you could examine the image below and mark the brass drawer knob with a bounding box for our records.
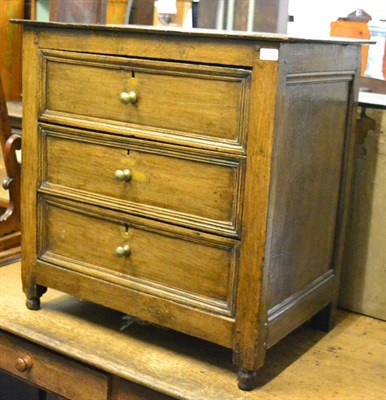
[15,355,33,372]
[120,91,137,105]
[115,244,131,258]
[114,169,132,182]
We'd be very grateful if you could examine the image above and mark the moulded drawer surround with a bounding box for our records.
[40,50,251,151]
[41,125,245,237]
[39,197,239,316]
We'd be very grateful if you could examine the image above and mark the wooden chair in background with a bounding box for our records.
[0,77,21,265]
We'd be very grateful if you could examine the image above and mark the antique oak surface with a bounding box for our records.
[1,263,385,400]
[17,20,363,390]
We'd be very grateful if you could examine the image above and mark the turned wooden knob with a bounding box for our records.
[15,355,33,372]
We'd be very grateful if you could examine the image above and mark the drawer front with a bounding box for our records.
[41,50,251,151]
[0,332,108,400]
[42,126,244,237]
[39,197,239,315]
[114,378,174,400]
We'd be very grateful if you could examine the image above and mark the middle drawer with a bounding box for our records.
[40,125,244,237]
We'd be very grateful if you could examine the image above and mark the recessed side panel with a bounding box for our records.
[268,73,353,309]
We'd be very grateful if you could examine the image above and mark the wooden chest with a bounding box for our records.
[19,21,362,390]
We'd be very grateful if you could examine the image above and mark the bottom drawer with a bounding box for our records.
[39,196,238,315]
[0,332,109,400]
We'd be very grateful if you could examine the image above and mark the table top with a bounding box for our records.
[0,263,384,400]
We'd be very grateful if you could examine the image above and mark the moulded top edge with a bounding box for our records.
[11,19,373,45]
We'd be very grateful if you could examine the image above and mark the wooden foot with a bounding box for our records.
[26,296,40,310]
[310,303,335,332]
[25,285,46,311]
[237,369,258,391]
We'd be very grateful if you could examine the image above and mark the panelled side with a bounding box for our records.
[266,43,361,346]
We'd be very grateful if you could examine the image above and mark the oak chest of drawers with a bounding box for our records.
[19,21,362,390]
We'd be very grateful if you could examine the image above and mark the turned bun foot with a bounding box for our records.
[26,297,40,310]
[237,369,258,391]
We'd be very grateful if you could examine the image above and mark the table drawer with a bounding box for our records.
[39,197,238,316]
[114,378,174,400]
[40,50,251,151]
[41,126,244,237]
[0,332,108,400]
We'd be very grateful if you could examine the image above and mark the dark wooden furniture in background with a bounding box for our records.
[0,0,24,101]
[29,0,153,25]
[18,21,363,390]
[0,78,21,265]
[197,0,289,33]
[251,0,288,33]
[49,0,107,24]
[130,0,154,26]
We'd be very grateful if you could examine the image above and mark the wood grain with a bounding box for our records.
[35,259,234,349]
[111,376,174,400]
[0,1,24,101]
[19,23,362,390]
[41,198,236,309]
[279,43,360,74]
[327,52,362,329]
[0,332,109,400]
[14,19,369,45]
[0,76,21,238]
[1,264,385,400]
[264,44,361,340]
[21,28,45,303]
[267,78,352,308]
[267,271,335,347]
[233,58,279,372]
[42,126,244,237]
[41,50,251,147]
[130,0,154,25]
[50,0,106,24]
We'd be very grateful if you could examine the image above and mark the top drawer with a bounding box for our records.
[39,50,251,153]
